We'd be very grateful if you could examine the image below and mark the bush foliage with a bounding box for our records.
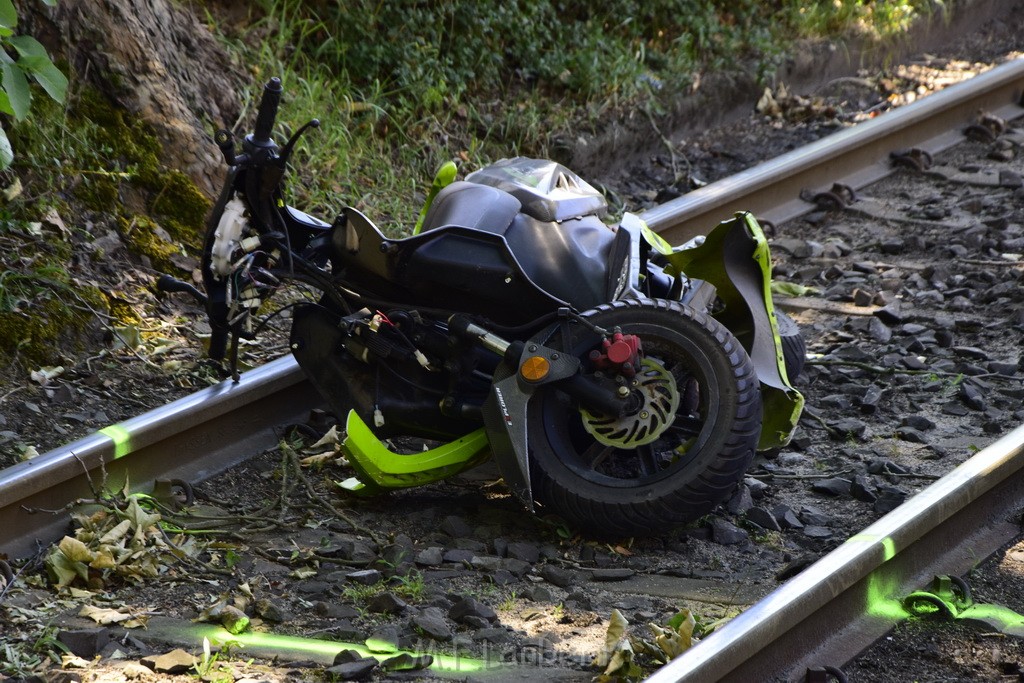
[272,0,941,115]
[234,0,942,224]
[0,0,67,168]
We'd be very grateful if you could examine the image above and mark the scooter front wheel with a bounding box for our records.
[528,299,762,538]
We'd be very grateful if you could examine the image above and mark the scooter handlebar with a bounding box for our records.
[156,274,208,304]
[252,77,282,146]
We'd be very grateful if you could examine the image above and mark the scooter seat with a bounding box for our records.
[419,181,521,235]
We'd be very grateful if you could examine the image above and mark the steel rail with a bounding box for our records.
[640,57,1024,245]
[639,56,1024,683]
[647,424,1024,683]
[0,356,318,558]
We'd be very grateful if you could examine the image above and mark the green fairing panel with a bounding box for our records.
[340,410,491,490]
[641,211,804,449]
[413,160,458,235]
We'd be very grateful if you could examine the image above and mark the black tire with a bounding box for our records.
[528,299,762,538]
[776,311,806,381]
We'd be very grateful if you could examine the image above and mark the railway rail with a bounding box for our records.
[2,57,1024,683]
[642,55,1024,683]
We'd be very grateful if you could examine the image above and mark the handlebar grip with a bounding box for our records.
[252,77,283,145]
[157,274,192,295]
[156,274,184,292]
[156,274,208,305]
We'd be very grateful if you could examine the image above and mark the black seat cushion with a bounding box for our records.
[420,181,521,235]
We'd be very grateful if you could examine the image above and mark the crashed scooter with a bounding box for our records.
[160,78,804,537]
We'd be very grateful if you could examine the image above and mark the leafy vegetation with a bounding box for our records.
[0,0,67,168]
[214,0,946,229]
[0,625,67,679]
[594,606,725,680]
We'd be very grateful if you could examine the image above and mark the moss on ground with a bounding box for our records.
[117,215,182,273]
[0,87,210,367]
[0,288,107,366]
[73,89,210,249]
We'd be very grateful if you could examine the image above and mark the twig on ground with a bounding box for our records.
[279,440,383,545]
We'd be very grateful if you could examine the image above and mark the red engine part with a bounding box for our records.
[588,331,642,377]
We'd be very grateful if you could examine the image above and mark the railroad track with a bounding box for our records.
[644,57,1024,682]
[2,57,1024,683]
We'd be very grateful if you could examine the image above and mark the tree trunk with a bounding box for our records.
[25,0,243,198]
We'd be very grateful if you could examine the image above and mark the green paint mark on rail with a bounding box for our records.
[846,533,909,620]
[167,622,489,672]
[99,425,132,459]
[846,533,896,560]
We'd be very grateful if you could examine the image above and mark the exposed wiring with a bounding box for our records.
[375,356,446,396]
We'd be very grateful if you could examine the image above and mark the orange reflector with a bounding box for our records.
[520,356,550,381]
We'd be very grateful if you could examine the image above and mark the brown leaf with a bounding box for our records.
[79,604,134,625]
[59,536,95,563]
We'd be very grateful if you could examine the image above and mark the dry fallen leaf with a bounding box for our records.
[300,452,336,467]
[60,654,92,669]
[79,604,135,625]
[30,365,65,384]
[290,566,317,580]
[309,425,342,449]
[3,176,23,201]
[42,208,70,237]
[77,603,149,628]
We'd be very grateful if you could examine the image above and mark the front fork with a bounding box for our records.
[448,315,628,509]
[337,313,629,505]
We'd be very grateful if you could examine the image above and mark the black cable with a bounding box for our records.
[263,261,352,315]
[382,316,419,353]
[375,356,447,396]
[251,299,339,337]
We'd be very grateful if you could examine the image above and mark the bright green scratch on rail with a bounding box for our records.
[99,424,132,459]
[847,533,909,620]
[165,623,490,673]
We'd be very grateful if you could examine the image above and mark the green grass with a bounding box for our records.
[340,569,426,604]
[791,1,942,38]
[205,0,948,235]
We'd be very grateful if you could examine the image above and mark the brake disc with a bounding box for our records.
[580,357,680,448]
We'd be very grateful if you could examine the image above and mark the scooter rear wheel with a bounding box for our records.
[777,310,806,381]
[528,299,762,538]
